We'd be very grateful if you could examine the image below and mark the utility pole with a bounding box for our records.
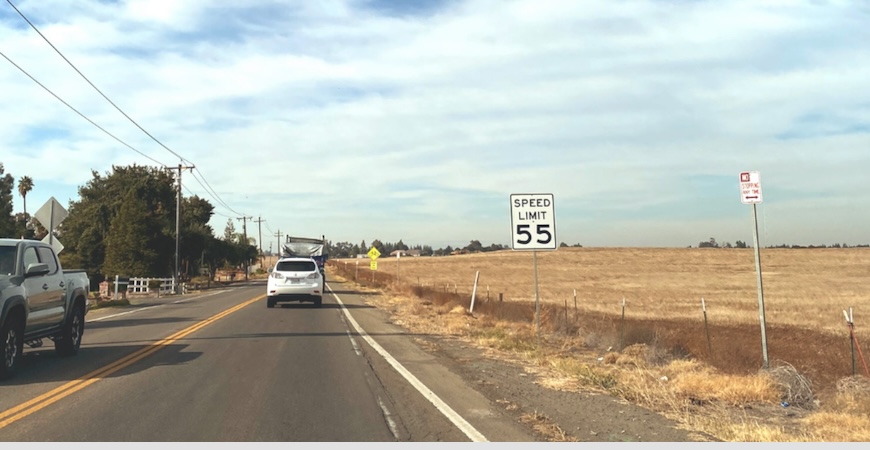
[172,164,194,294]
[237,216,253,281]
[274,229,283,259]
[254,216,265,263]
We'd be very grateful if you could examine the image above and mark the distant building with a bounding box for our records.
[390,249,421,257]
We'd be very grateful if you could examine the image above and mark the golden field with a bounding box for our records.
[338,247,870,335]
[326,247,870,442]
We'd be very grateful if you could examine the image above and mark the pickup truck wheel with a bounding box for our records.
[55,303,85,357]
[1,315,24,380]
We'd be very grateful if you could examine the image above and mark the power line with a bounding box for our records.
[5,0,253,226]
[181,183,234,220]
[188,168,244,217]
[0,49,167,167]
[5,0,190,165]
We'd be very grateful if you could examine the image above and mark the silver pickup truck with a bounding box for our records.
[0,238,90,380]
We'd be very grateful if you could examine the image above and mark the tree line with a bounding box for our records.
[1,162,257,288]
[324,239,512,258]
[694,237,869,249]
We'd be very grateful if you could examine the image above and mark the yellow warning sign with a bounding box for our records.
[367,246,381,260]
[370,260,378,270]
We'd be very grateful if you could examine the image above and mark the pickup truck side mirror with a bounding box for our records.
[25,263,50,278]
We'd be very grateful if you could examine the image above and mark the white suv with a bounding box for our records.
[266,257,323,308]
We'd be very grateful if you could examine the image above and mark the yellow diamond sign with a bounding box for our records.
[367,246,381,260]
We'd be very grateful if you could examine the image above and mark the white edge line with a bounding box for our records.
[86,290,228,322]
[378,396,401,440]
[326,283,489,443]
[86,305,161,322]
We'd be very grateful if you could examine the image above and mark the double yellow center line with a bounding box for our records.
[0,294,264,430]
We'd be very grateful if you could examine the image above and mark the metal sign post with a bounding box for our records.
[740,171,769,369]
[510,193,557,343]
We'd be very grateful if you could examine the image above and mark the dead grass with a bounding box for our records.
[348,247,870,334]
[327,248,870,442]
[519,411,579,442]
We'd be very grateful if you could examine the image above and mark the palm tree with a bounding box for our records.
[17,176,33,221]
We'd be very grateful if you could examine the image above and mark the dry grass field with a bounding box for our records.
[348,247,869,332]
[327,247,870,442]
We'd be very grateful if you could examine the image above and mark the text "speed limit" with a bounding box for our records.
[509,193,556,251]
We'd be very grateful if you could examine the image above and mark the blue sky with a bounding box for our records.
[2,0,869,249]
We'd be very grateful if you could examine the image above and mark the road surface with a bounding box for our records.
[0,280,535,442]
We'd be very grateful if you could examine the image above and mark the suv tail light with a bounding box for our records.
[307,272,319,279]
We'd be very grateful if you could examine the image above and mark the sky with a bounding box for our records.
[1,0,869,250]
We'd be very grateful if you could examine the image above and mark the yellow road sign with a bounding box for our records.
[370,260,378,270]
[367,246,381,260]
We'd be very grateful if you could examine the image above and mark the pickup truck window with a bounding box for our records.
[37,246,59,274]
[0,245,14,276]
[23,247,39,270]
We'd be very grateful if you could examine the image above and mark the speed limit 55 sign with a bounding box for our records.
[510,193,556,251]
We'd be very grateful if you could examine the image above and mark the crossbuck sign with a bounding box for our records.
[510,193,556,251]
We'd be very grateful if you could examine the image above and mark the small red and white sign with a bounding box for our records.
[739,171,763,204]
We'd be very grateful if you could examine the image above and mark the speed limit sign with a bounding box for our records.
[510,193,556,251]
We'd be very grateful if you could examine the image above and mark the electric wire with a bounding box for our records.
[0,48,167,167]
[5,0,251,221]
[181,183,234,220]
[189,168,244,217]
[5,0,190,165]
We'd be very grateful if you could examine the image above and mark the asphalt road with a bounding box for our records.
[0,280,536,442]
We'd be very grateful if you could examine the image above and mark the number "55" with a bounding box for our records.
[516,224,552,245]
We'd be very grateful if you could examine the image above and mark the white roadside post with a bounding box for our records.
[739,171,769,369]
[469,271,481,314]
[510,193,557,343]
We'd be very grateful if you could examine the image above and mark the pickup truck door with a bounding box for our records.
[22,246,66,332]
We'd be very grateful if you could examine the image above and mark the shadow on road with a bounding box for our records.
[271,302,373,309]
[86,316,197,330]
[5,343,200,387]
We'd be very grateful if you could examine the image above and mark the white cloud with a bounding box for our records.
[2,0,869,249]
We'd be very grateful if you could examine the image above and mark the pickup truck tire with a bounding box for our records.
[55,302,85,357]
[1,314,24,380]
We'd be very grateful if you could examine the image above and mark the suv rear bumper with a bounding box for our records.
[267,293,321,303]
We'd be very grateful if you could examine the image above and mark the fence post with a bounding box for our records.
[469,271,480,314]
[114,275,119,300]
[619,297,626,350]
[702,297,712,357]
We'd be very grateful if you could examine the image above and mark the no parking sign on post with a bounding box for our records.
[739,171,769,369]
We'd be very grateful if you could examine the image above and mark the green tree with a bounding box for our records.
[0,164,15,237]
[370,239,385,255]
[17,175,33,221]
[103,189,160,277]
[60,165,176,282]
[223,218,237,242]
[395,239,408,251]
[464,240,484,253]
[180,195,216,277]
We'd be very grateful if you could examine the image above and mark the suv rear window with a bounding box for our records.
[276,260,317,272]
